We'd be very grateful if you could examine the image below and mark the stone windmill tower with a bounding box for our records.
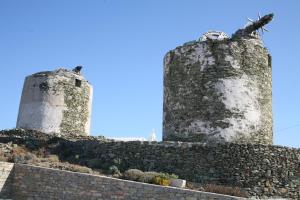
[16,67,93,135]
[163,14,274,144]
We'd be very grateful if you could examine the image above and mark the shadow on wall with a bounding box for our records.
[0,162,14,199]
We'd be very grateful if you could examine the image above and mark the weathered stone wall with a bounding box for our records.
[1,130,299,199]
[57,140,299,199]
[0,162,13,198]
[16,69,93,135]
[9,163,243,200]
[163,36,272,144]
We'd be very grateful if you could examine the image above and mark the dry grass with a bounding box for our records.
[186,181,204,191]
[2,145,93,174]
[38,154,60,163]
[0,154,9,162]
[11,146,27,155]
[203,184,249,198]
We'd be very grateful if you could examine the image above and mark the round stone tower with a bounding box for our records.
[163,15,273,144]
[16,68,93,135]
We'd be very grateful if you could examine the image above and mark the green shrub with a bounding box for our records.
[156,173,179,180]
[123,169,144,181]
[123,169,179,187]
[138,171,160,183]
[68,165,93,174]
[151,173,179,186]
[110,165,122,178]
[168,173,179,179]
[153,176,170,186]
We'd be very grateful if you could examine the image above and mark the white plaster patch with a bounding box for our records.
[17,102,64,133]
[184,74,262,142]
[225,55,241,69]
[85,85,93,135]
[214,74,261,141]
[174,44,215,71]
[16,76,65,134]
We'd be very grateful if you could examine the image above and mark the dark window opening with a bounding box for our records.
[39,82,49,91]
[75,79,82,87]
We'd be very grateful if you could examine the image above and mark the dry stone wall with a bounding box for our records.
[57,140,300,199]
[1,130,299,199]
[0,162,244,200]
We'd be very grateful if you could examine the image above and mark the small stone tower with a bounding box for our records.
[16,68,93,135]
[163,14,273,144]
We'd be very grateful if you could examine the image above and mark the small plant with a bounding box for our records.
[123,169,179,187]
[157,173,179,180]
[66,164,93,174]
[152,173,178,186]
[153,176,170,186]
[109,165,122,178]
[123,169,144,181]
[138,171,160,183]
[168,173,179,179]
[108,165,120,175]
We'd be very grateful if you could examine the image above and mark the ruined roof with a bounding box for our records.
[31,68,89,82]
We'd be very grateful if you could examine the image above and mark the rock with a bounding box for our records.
[280,188,288,194]
[170,179,186,188]
[263,158,270,165]
[265,180,271,187]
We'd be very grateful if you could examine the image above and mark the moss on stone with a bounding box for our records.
[163,36,272,144]
[59,79,90,135]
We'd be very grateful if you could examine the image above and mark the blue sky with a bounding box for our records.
[0,0,299,147]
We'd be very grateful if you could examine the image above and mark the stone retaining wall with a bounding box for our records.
[1,130,299,199]
[0,162,13,199]
[55,140,300,199]
[0,162,243,200]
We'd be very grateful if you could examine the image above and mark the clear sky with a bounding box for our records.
[0,0,299,147]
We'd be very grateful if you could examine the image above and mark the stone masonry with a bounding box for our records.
[0,162,244,200]
[163,29,272,144]
[1,129,299,199]
[16,68,93,136]
[163,10,274,144]
[0,162,13,199]
[59,140,300,199]
[2,12,298,200]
